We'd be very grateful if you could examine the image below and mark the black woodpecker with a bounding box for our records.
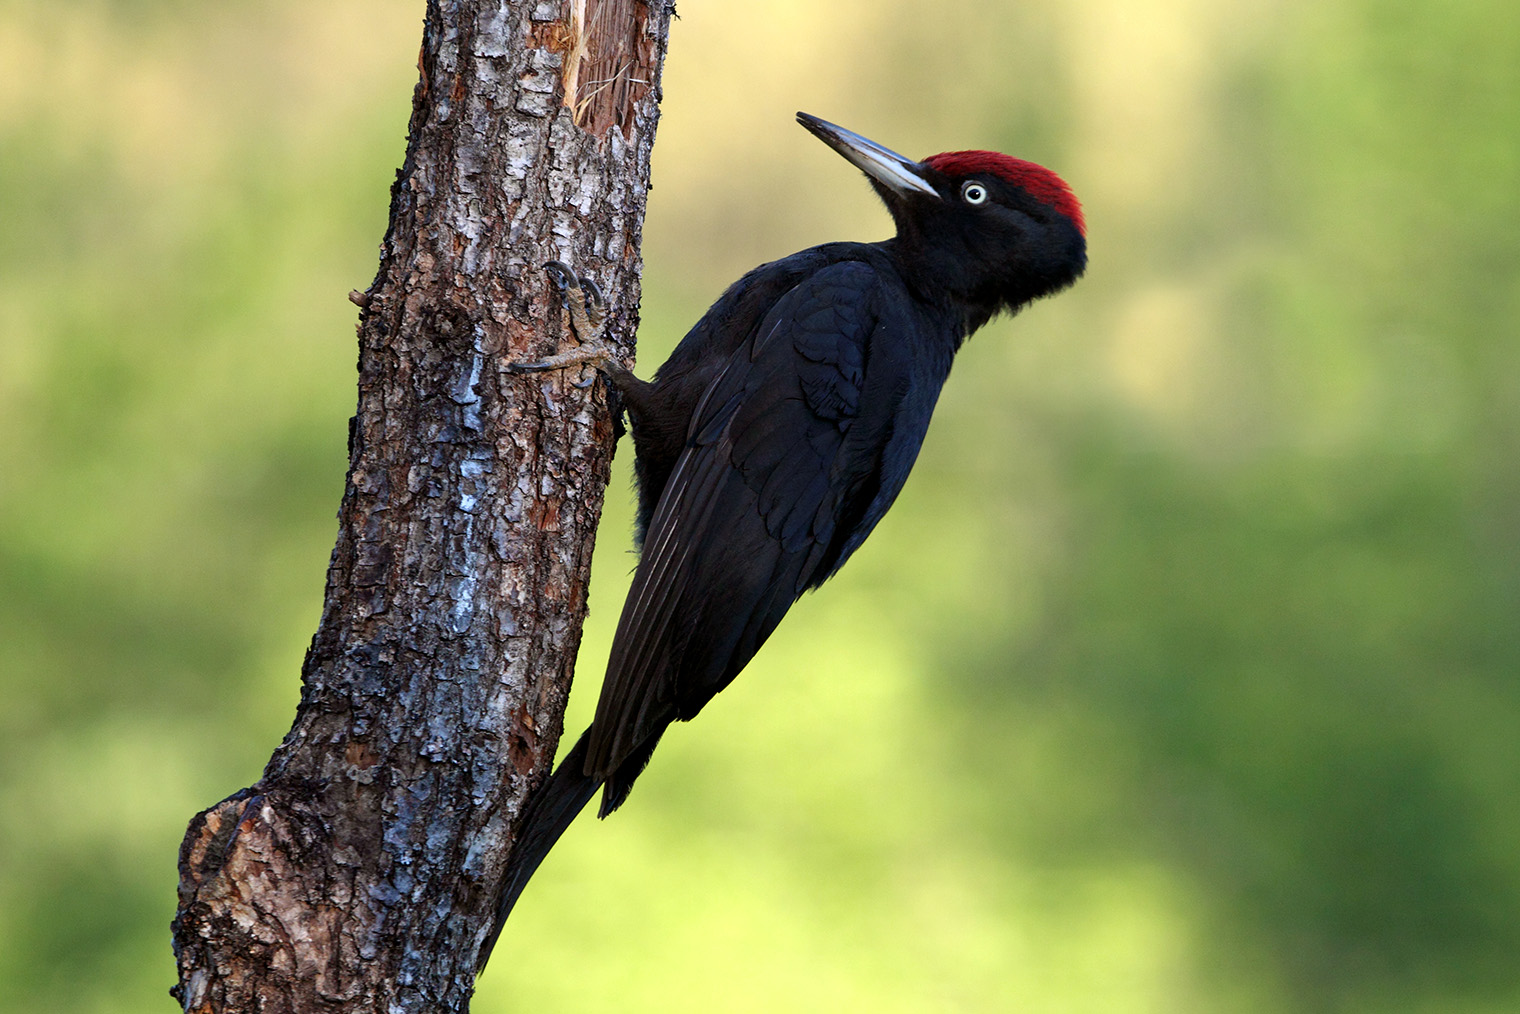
[480,112,1086,968]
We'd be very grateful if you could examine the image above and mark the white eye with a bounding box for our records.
[961,181,989,205]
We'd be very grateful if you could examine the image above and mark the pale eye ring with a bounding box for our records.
[961,181,989,205]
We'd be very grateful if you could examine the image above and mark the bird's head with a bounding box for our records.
[797,112,1086,321]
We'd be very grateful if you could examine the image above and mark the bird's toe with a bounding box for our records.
[543,260,576,293]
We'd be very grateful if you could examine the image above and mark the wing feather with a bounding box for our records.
[583,260,933,796]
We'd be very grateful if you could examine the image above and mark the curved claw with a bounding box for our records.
[578,275,605,309]
[544,260,576,292]
[506,356,601,385]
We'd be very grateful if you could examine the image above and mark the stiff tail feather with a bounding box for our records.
[476,729,600,973]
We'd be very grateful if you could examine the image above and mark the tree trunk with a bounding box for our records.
[170,2,672,1010]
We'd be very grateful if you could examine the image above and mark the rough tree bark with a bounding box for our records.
[171,2,673,1010]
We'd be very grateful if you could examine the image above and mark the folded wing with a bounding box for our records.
[583,260,923,811]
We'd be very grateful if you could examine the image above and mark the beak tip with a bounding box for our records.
[794,113,939,201]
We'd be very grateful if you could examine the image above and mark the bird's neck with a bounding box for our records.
[877,237,1004,342]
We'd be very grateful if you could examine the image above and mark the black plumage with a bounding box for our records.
[480,113,1086,967]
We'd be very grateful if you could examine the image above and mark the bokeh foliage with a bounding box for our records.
[1,1,1516,1011]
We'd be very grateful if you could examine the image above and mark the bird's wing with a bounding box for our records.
[584,260,916,787]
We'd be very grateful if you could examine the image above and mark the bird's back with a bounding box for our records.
[587,247,964,804]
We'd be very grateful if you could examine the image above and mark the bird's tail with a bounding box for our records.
[477,728,600,973]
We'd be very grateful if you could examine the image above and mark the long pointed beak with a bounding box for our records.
[796,112,940,200]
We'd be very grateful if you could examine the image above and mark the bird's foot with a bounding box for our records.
[508,261,615,386]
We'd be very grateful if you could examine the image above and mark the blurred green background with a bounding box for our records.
[2,0,1517,1010]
